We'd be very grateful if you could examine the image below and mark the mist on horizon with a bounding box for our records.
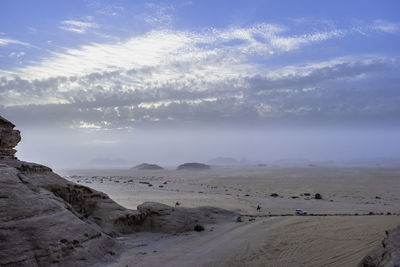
[1,1,399,169]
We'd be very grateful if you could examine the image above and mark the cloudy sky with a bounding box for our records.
[1,0,399,168]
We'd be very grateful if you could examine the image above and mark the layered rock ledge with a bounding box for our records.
[0,116,236,266]
[0,116,21,159]
[358,226,400,267]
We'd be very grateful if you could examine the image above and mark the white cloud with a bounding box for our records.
[1,22,399,128]
[141,3,175,26]
[372,20,399,33]
[270,30,345,52]
[7,24,349,81]
[9,51,25,58]
[59,20,99,34]
[0,38,30,47]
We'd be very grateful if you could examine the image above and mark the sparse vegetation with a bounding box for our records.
[236,216,242,222]
[314,193,322,199]
[270,193,279,197]
[194,224,205,232]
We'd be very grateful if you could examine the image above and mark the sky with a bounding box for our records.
[1,0,400,168]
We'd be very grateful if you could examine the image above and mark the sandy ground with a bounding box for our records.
[60,167,400,266]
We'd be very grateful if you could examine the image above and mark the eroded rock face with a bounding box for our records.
[0,116,236,266]
[0,116,21,159]
[358,226,400,267]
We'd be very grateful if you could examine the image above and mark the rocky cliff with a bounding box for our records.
[0,116,21,159]
[0,117,236,266]
[358,226,400,267]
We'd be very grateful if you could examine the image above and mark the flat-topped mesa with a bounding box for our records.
[0,116,21,159]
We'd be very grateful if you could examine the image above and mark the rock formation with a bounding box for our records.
[177,162,211,170]
[132,163,164,170]
[358,226,400,267]
[0,116,235,266]
[0,116,21,159]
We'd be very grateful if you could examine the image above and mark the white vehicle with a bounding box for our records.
[295,209,307,215]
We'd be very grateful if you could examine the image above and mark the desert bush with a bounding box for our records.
[194,224,205,232]
[314,193,322,199]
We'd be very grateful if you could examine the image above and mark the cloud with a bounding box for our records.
[140,3,175,27]
[1,22,399,129]
[59,20,99,34]
[5,23,352,80]
[372,20,399,33]
[0,38,30,47]
[8,51,25,58]
[1,55,399,129]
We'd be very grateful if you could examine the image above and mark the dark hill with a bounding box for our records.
[177,162,211,170]
[133,163,164,170]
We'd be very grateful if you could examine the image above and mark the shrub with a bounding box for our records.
[314,193,322,199]
[236,216,243,222]
[194,224,205,232]
[270,193,279,197]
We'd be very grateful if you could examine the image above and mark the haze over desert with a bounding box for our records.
[1,0,400,266]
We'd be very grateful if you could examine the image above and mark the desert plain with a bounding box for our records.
[60,165,400,267]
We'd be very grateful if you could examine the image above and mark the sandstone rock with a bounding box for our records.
[177,162,211,170]
[132,163,164,170]
[358,226,400,267]
[136,202,236,233]
[0,116,236,266]
[0,116,21,159]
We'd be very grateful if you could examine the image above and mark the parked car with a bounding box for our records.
[295,209,307,215]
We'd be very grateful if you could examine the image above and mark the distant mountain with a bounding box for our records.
[177,162,211,170]
[132,163,164,170]
[207,157,239,165]
[87,157,134,168]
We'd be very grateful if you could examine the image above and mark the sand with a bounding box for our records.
[60,166,400,266]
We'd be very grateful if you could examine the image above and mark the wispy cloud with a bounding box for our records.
[8,51,25,58]
[1,21,399,128]
[372,20,399,33]
[0,38,30,47]
[59,19,99,34]
[7,23,353,80]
